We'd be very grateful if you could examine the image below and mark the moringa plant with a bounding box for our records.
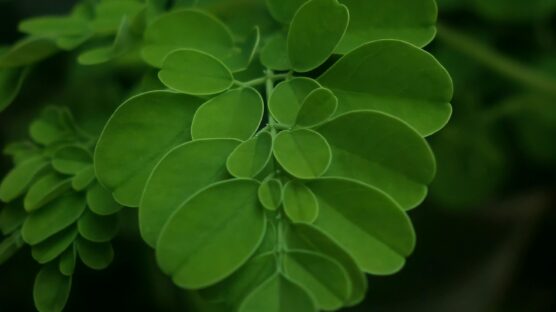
[0,0,453,311]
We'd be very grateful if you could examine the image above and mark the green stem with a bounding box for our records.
[235,72,291,88]
[437,24,556,97]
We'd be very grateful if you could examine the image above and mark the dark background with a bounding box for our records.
[1,0,555,311]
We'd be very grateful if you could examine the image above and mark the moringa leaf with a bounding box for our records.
[0,66,30,112]
[0,155,49,202]
[265,0,308,23]
[227,132,273,178]
[308,178,415,275]
[316,111,436,210]
[159,49,234,95]
[95,91,202,207]
[157,179,266,289]
[257,178,283,211]
[288,0,349,72]
[269,77,320,127]
[77,210,119,243]
[224,27,261,72]
[0,37,58,68]
[58,245,76,276]
[86,182,122,216]
[238,273,316,312]
[0,204,27,235]
[51,146,92,175]
[33,264,72,312]
[273,129,332,179]
[283,250,350,310]
[19,16,91,38]
[31,226,77,264]
[295,87,337,128]
[71,166,95,191]
[92,0,144,34]
[22,194,86,245]
[24,173,72,212]
[336,0,438,54]
[76,238,114,270]
[140,139,239,247]
[318,40,453,136]
[191,88,263,140]
[142,9,234,67]
[260,32,291,71]
[283,180,319,223]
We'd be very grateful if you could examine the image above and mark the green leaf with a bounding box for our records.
[257,179,283,211]
[308,178,415,275]
[227,132,273,178]
[19,16,90,38]
[0,232,24,265]
[31,227,77,264]
[191,88,263,139]
[58,245,76,276]
[273,129,332,179]
[157,179,266,289]
[283,250,350,310]
[283,180,319,223]
[224,27,261,72]
[22,194,86,245]
[0,66,30,112]
[52,146,92,175]
[295,87,337,127]
[269,78,320,127]
[336,0,438,54]
[3,141,40,164]
[316,111,436,210]
[142,9,234,67]
[265,0,308,23]
[71,166,95,191]
[0,155,49,202]
[0,37,58,68]
[0,205,27,235]
[86,182,122,216]
[92,0,144,34]
[76,238,114,270]
[141,138,239,246]
[239,274,316,312]
[29,107,75,146]
[78,16,136,65]
[33,264,72,312]
[318,40,453,136]
[159,49,234,95]
[260,32,291,71]
[95,91,202,207]
[285,223,367,305]
[24,173,72,212]
[288,0,349,72]
[77,210,119,243]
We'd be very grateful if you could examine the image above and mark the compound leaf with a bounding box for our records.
[288,0,349,72]
[158,49,234,95]
[95,91,202,207]
[318,40,453,136]
[141,139,239,247]
[157,179,266,289]
[191,88,263,140]
[227,132,273,178]
[273,129,331,179]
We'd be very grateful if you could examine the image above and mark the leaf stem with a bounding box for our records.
[437,24,556,97]
[235,72,291,88]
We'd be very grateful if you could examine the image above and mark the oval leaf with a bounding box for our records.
[24,173,72,212]
[269,78,320,127]
[308,178,415,275]
[140,139,240,247]
[288,0,349,72]
[0,37,58,68]
[283,180,319,223]
[31,226,77,264]
[86,182,122,216]
[33,264,71,312]
[0,67,30,112]
[158,49,234,95]
[273,129,332,179]
[295,87,338,127]
[265,0,308,23]
[52,146,92,175]
[316,111,436,210]
[191,88,263,140]
[258,179,283,211]
[0,156,48,202]
[157,179,266,289]
[77,210,119,243]
[76,238,114,270]
[318,40,453,136]
[95,90,202,207]
[260,32,291,71]
[227,132,273,178]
